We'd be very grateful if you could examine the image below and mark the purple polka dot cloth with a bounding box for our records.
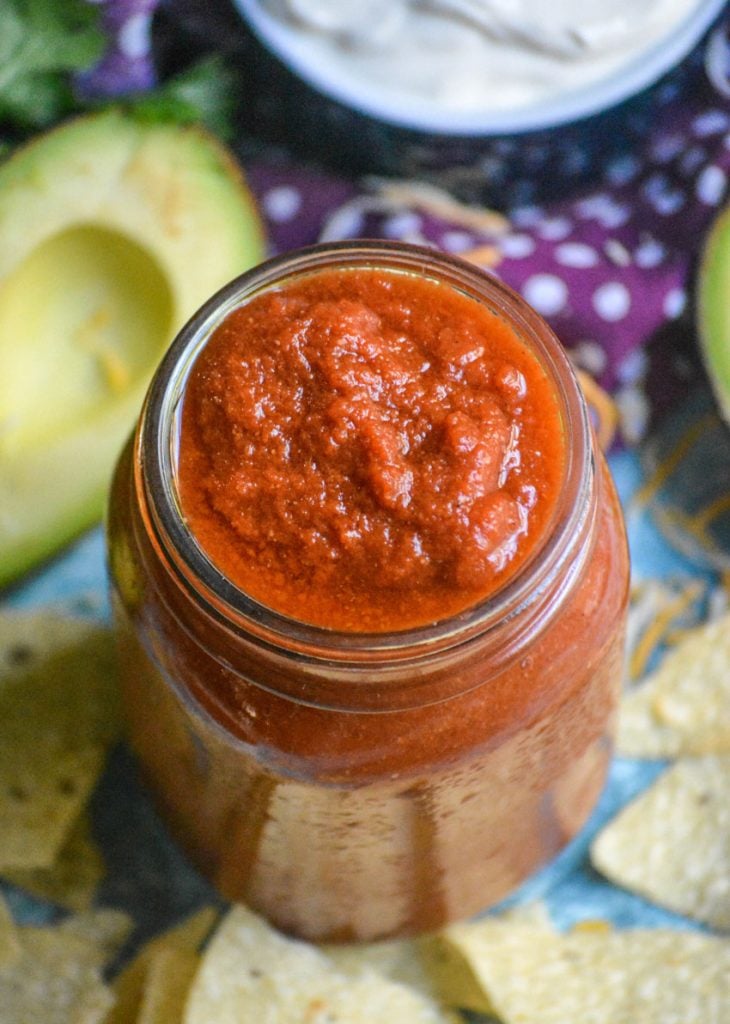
[76,0,159,98]
[87,3,730,444]
[239,16,730,446]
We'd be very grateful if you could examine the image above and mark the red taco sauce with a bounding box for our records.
[108,243,629,942]
[177,268,564,631]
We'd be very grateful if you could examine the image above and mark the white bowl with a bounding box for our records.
[235,0,727,136]
[232,1,728,205]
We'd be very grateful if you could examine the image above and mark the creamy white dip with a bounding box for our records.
[259,0,704,114]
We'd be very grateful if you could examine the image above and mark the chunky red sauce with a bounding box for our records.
[178,269,565,632]
[111,253,629,941]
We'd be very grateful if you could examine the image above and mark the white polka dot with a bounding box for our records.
[606,155,641,186]
[383,212,422,238]
[663,288,687,319]
[692,109,730,138]
[318,203,365,241]
[616,348,648,385]
[593,282,631,322]
[571,340,607,376]
[651,134,684,163]
[642,174,686,215]
[511,205,543,228]
[634,238,666,269]
[651,189,686,216]
[642,173,667,199]
[616,384,650,444]
[537,216,572,241]
[263,185,302,223]
[523,274,568,316]
[601,203,630,229]
[441,230,474,253]
[575,194,608,219]
[555,242,599,269]
[576,194,630,228]
[679,146,706,176]
[499,233,536,259]
[641,174,687,217]
[118,12,151,59]
[696,165,727,206]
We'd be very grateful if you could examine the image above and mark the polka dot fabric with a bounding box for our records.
[84,5,730,441]
[76,0,158,98]
[242,18,730,446]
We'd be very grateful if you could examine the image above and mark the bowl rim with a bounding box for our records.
[234,0,726,136]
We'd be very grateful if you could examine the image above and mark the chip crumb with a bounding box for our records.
[570,919,612,935]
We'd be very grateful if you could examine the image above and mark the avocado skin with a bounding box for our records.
[0,111,266,587]
[699,204,730,425]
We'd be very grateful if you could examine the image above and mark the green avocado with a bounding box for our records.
[699,203,730,423]
[0,111,265,586]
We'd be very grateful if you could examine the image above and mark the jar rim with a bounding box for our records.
[138,240,593,663]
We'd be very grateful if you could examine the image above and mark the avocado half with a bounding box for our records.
[0,111,265,586]
[699,203,730,423]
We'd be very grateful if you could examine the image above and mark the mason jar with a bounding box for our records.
[107,241,629,942]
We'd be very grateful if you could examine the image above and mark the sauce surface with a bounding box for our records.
[177,268,565,631]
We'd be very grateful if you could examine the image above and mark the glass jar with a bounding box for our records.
[107,241,629,942]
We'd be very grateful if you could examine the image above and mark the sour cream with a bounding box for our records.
[259,0,705,114]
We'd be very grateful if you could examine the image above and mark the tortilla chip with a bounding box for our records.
[0,891,20,967]
[4,811,105,911]
[0,612,121,869]
[152,908,219,954]
[57,908,135,964]
[617,611,730,756]
[0,910,131,1022]
[421,911,555,1015]
[0,926,115,1024]
[137,947,199,1024]
[425,918,730,1022]
[107,908,219,1024]
[71,984,117,1024]
[591,756,730,929]
[0,744,105,871]
[617,688,688,757]
[323,937,462,1022]
[185,904,456,1024]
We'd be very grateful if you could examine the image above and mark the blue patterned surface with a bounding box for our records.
[0,449,714,942]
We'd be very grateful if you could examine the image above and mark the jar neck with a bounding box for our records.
[136,241,594,707]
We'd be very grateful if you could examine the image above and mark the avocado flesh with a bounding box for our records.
[0,112,265,586]
[699,204,730,424]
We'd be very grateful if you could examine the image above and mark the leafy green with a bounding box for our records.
[0,0,105,131]
[0,2,241,145]
[125,56,241,141]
